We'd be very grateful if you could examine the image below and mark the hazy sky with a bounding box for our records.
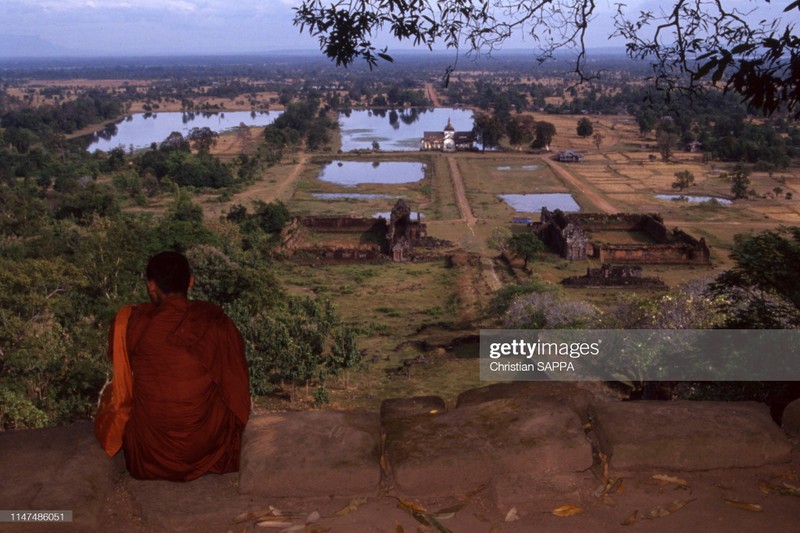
[0,0,797,56]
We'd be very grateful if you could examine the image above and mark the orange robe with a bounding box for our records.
[118,295,250,481]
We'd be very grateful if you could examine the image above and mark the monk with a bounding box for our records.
[113,251,250,481]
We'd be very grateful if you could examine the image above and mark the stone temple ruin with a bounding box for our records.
[532,208,711,265]
[281,200,450,263]
[562,264,668,289]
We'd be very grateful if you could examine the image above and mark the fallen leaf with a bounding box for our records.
[621,510,638,526]
[652,474,689,487]
[759,481,771,495]
[255,520,294,528]
[724,500,763,512]
[395,498,429,514]
[505,507,520,522]
[434,503,465,515]
[552,504,583,517]
[642,499,694,520]
[334,498,368,517]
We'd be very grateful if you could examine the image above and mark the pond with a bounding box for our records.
[498,193,580,213]
[317,160,426,186]
[311,193,398,200]
[655,194,732,205]
[374,211,425,220]
[339,107,475,151]
[496,164,541,171]
[86,111,282,152]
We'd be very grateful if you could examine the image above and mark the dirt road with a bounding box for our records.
[447,155,477,230]
[425,82,441,107]
[543,157,618,213]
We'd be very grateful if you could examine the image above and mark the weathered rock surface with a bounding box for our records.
[783,398,800,438]
[1,385,798,532]
[382,395,594,497]
[238,410,380,497]
[592,400,793,470]
[0,421,123,532]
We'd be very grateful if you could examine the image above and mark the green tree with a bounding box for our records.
[506,114,536,148]
[728,164,751,199]
[576,117,593,138]
[507,232,544,269]
[672,170,695,192]
[532,121,556,151]
[472,112,504,151]
[709,227,800,328]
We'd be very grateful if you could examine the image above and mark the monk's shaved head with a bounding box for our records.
[146,251,192,295]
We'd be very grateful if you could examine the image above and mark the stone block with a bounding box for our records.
[782,398,800,438]
[383,398,593,497]
[0,421,122,531]
[239,411,380,497]
[592,401,792,471]
[380,396,446,422]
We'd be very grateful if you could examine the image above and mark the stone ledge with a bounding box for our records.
[382,396,594,497]
[0,421,123,532]
[592,400,793,470]
[238,411,380,498]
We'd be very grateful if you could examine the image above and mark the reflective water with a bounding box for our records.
[496,165,541,171]
[498,193,580,213]
[86,111,282,151]
[655,194,732,205]
[374,211,425,219]
[339,108,475,151]
[311,193,398,200]
[317,160,426,186]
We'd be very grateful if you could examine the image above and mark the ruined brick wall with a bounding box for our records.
[562,264,667,288]
[535,208,710,265]
[301,216,387,233]
[597,242,710,264]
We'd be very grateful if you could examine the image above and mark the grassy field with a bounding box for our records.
[191,107,800,409]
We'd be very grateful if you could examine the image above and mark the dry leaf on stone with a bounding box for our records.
[505,507,520,522]
[334,498,368,517]
[652,474,689,488]
[255,521,294,528]
[642,499,694,520]
[621,510,638,526]
[724,500,763,512]
[395,498,429,514]
[551,505,583,517]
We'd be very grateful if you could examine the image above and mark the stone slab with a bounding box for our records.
[380,395,446,422]
[239,411,380,497]
[456,381,594,420]
[783,398,800,438]
[383,397,593,497]
[592,401,793,470]
[0,421,123,532]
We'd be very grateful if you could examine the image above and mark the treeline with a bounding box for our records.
[0,182,360,429]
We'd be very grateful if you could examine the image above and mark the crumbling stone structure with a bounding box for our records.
[283,200,448,263]
[562,264,667,289]
[532,208,711,265]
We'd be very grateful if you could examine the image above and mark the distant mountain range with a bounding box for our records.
[0,35,81,58]
[0,34,626,60]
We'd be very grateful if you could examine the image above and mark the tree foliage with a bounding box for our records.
[709,226,800,328]
[293,0,800,117]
